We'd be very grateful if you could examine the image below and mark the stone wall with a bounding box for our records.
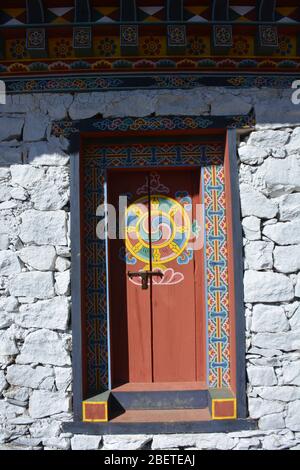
[0,88,300,450]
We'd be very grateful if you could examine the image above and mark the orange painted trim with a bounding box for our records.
[212,398,237,420]
[82,401,109,423]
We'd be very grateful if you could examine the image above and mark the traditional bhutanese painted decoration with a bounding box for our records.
[0,2,300,89]
[125,194,192,273]
[82,138,230,394]
[203,163,230,389]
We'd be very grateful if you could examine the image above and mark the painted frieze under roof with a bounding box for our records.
[0,1,300,93]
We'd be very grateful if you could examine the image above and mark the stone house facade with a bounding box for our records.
[0,88,300,450]
[0,0,300,451]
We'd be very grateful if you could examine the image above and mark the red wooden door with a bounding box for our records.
[108,168,204,389]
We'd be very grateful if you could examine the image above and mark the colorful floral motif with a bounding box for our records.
[53,38,73,58]
[97,38,117,57]
[8,39,28,60]
[275,35,293,56]
[232,36,250,56]
[141,37,162,56]
[187,36,208,55]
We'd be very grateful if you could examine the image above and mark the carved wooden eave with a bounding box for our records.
[0,0,299,93]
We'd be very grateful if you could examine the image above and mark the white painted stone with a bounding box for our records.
[263,220,300,245]
[279,193,300,221]
[271,148,287,159]
[210,94,252,116]
[255,155,300,197]
[259,413,285,431]
[285,301,300,319]
[234,437,261,450]
[0,147,23,166]
[54,271,70,296]
[105,91,156,118]
[20,210,67,246]
[0,296,18,312]
[23,113,49,141]
[0,400,24,421]
[247,366,277,386]
[286,400,300,431]
[296,275,300,299]
[282,363,300,386]
[0,183,11,202]
[18,246,56,271]
[31,181,69,211]
[29,390,70,419]
[102,434,151,450]
[30,419,61,438]
[0,168,10,180]
[252,332,300,352]
[9,272,54,300]
[248,398,285,419]
[0,371,7,395]
[6,365,54,389]
[154,91,209,116]
[0,313,13,329]
[240,184,278,219]
[16,297,69,331]
[242,216,261,241]
[255,386,300,402]
[0,117,24,142]
[0,200,18,210]
[55,257,71,272]
[274,245,300,273]
[0,234,9,250]
[54,367,72,392]
[285,127,300,154]
[40,94,73,120]
[10,165,45,189]
[0,330,18,357]
[254,94,300,127]
[0,214,19,237]
[0,251,21,276]
[248,129,290,149]
[71,435,102,450]
[10,187,27,201]
[43,437,71,450]
[4,386,30,407]
[195,433,237,450]
[244,241,273,270]
[55,246,71,258]
[244,271,294,303]
[238,145,268,165]
[17,329,71,366]
[262,433,295,450]
[290,304,300,329]
[28,141,69,166]
[251,305,289,333]
[151,434,196,450]
[68,93,107,120]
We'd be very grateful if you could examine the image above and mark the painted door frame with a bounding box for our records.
[63,115,250,430]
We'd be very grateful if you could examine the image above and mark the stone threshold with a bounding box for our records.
[63,418,257,435]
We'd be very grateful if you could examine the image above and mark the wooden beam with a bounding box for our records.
[211,0,232,54]
[73,0,93,56]
[166,0,186,54]
[256,0,278,53]
[120,0,138,56]
[26,0,47,57]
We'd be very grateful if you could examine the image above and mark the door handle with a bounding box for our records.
[128,271,164,290]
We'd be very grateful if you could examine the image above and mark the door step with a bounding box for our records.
[112,390,208,410]
[82,388,237,422]
[110,408,212,423]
